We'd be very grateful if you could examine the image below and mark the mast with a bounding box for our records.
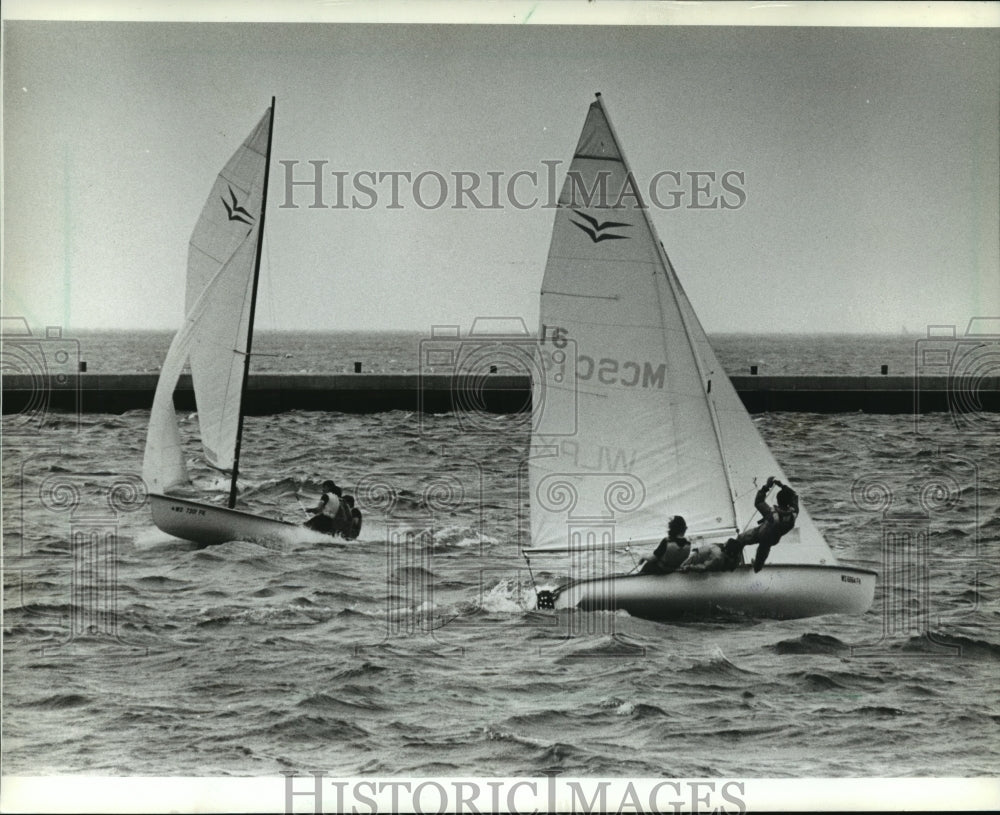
[594,93,740,527]
[228,97,275,509]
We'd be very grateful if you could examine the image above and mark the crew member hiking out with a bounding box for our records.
[729,476,799,572]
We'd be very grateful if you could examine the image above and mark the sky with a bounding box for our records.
[3,2,999,335]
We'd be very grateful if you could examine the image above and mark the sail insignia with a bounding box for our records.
[222,185,255,226]
[570,210,631,243]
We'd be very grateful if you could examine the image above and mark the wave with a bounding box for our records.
[853,705,905,716]
[786,667,888,692]
[481,725,549,750]
[389,565,437,583]
[429,525,495,549]
[982,514,1000,533]
[330,662,388,681]
[771,632,849,655]
[252,713,373,743]
[21,693,92,710]
[553,632,648,662]
[680,646,757,679]
[477,577,535,614]
[596,696,665,718]
[710,723,796,739]
[899,632,1000,659]
[195,604,338,627]
[297,692,387,714]
[6,602,75,616]
[134,575,191,589]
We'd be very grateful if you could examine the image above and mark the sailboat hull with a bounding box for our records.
[149,493,302,547]
[550,564,876,620]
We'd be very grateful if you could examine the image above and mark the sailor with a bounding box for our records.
[341,495,363,541]
[729,476,799,572]
[639,515,691,575]
[678,538,742,573]
[304,480,343,535]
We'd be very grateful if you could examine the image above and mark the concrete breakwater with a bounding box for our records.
[3,373,998,415]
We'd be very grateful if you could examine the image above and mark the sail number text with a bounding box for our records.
[541,325,666,389]
[171,505,207,516]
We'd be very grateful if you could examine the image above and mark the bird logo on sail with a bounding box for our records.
[222,186,255,226]
[570,210,631,243]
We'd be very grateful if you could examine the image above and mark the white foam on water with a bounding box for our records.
[479,577,534,613]
[131,526,185,551]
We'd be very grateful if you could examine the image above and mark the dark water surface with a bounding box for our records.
[3,402,998,777]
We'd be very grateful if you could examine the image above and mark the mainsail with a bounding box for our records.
[529,95,835,566]
[142,107,272,494]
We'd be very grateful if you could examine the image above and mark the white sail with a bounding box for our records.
[143,331,188,493]
[142,107,271,492]
[529,95,836,566]
[187,108,271,472]
[143,234,259,491]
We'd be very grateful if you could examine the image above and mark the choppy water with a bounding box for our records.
[3,401,998,777]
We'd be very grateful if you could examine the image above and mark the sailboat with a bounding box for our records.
[524,94,876,620]
[142,98,305,546]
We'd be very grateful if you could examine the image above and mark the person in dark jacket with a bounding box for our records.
[639,515,691,575]
[730,476,799,572]
[340,494,363,540]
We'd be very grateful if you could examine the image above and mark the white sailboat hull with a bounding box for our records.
[149,493,301,547]
[548,564,877,620]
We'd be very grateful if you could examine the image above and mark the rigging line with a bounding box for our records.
[522,553,542,601]
[229,99,276,510]
[737,476,765,535]
[295,494,310,518]
[539,317,665,331]
[624,540,642,574]
[541,290,620,301]
[658,238,740,525]
[548,252,656,266]
[587,97,738,529]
